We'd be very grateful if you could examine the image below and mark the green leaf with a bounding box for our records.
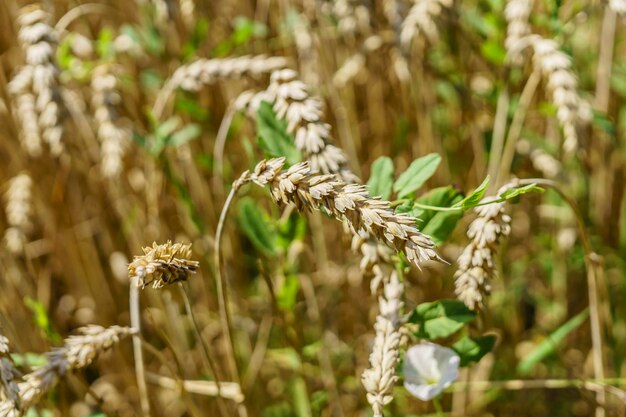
[517,309,589,375]
[277,274,300,311]
[409,299,476,339]
[367,157,394,200]
[256,102,301,165]
[393,153,442,197]
[11,352,47,368]
[23,297,60,342]
[237,198,277,255]
[422,193,464,245]
[455,176,490,211]
[498,183,544,201]
[453,335,497,366]
[169,124,201,147]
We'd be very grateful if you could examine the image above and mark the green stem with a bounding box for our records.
[433,396,444,417]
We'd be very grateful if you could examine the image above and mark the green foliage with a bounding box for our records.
[409,299,476,339]
[256,102,301,165]
[367,157,394,200]
[11,352,47,368]
[393,153,441,198]
[213,16,268,56]
[454,176,490,211]
[277,274,300,311]
[453,335,497,366]
[237,198,277,255]
[181,18,210,60]
[499,183,544,201]
[422,193,464,245]
[133,116,200,157]
[517,309,589,375]
[24,297,60,342]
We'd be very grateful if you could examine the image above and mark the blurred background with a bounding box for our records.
[0,0,625,416]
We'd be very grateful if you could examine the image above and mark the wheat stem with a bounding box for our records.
[129,279,151,417]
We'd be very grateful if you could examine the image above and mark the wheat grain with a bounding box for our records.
[0,326,134,417]
[361,271,404,417]
[241,158,441,268]
[400,0,453,50]
[609,0,626,15]
[454,186,512,310]
[91,64,129,179]
[3,174,33,255]
[128,241,200,289]
[352,231,395,293]
[8,4,64,157]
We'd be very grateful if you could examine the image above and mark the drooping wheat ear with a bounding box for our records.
[0,336,20,410]
[400,0,454,50]
[154,55,288,117]
[128,241,200,289]
[91,64,130,179]
[241,158,441,268]
[0,326,134,417]
[454,186,512,310]
[609,0,626,15]
[235,69,359,183]
[504,0,533,60]
[3,174,33,255]
[361,271,404,417]
[8,4,64,157]
[510,35,591,155]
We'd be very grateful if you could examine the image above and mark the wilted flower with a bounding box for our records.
[403,342,460,401]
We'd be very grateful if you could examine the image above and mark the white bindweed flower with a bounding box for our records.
[403,342,460,401]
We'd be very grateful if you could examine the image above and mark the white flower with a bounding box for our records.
[403,342,460,401]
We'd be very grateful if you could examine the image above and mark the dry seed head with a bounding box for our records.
[361,272,404,417]
[8,4,64,157]
[3,174,33,254]
[400,0,454,49]
[245,158,441,269]
[169,55,288,93]
[454,186,512,310]
[505,0,533,60]
[128,241,200,288]
[91,64,130,178]
[0,326,133,417]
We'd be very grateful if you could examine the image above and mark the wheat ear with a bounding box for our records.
[3,174,33,255]
[0,336,20,411]
[8,4,64,157]
[240,158,441,268]
[153,55,288,118]
[361,271,404,417]
[91,64,130,179]
[400,0,454,50]
[0,326,134,417]
[454,185,513,310]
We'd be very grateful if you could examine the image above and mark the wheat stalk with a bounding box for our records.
[3,174,33,255]
[90,64,130,179]
[8,4,64,157]
[240,158,441,268]
[0,326,134,417]
[454,185,513,310]
[361,271,404,417]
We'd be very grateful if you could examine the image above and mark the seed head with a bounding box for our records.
[128,241,200,289]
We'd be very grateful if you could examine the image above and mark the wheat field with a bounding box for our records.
[0,0,625,416]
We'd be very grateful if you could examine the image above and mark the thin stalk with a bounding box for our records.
[214,179,248,385]
[179,283,230,417]
[594,8,617,113]
[213,106,237,198]
[487,84,510,191]
[517,178,606,414]
[129,279,151,417]
[497,69,541,187]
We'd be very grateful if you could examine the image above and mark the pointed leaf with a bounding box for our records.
[393,153,442,197]
[453,335,497,366]
[367,157,394,200]
[455,176,490,211]
[256,101,301,165]
[237,198,277,255]
[409,299,476,339]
